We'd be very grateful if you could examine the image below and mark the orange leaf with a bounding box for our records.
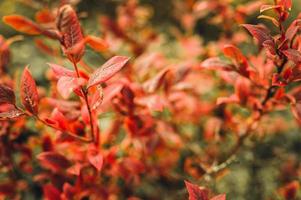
[85,35,109,52]
[3,15,42,35]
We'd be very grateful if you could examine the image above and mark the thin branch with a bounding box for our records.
[73,61,96,144]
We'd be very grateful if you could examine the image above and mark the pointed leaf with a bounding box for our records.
[242,24,272,46]
[88,152,103,171]
[87,56,129,89]
[185,181,209,200]
[48,63,76,78]
[20,66,39,115]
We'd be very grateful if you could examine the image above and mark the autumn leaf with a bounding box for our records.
[0,108,25,120]
[143,68,170,93]
[3,15,42,35]
[89,85,104,111]
[87,56,130,89]
[0,84,16,105]
[185,180,209,200]
[85,35,109,52]
[282,49,301,64]
[20,66,39,115]
[88,152,103,171]
[242,24,272,46]
[37,151,71,172]
[43,184,62,200]
[57,4,84,63]
[35,9,55,24]
[48,63,76,78]
[223,45,247,65]
[57,76,86,99]
[200,57,233,71]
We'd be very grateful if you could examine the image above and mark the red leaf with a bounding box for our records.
[285,19,301,41]
[235,77,250,104]
[87,56,129,89]
[0,84,15,105]
[49,108,69,131]
[185,181,209,200]
[223,45,247,65]
[136,95,166,112]
[279,181,299,200]
[88,152,104,171]
[67,163,82,176]
[35,9,55,24]
[279,0,292,10]
[57,76,86,99]
[48,63,76,79]
[143,68,170,93]
[282,49,301,64]
[211,194,226,200]
[200,57,233,71]
[85,35,109,52]
[43,184,62,200]
[57,5,84,63]
[20,66,39,115]
[3,15,42,35]
[0,108,25,120]
[37,151,71,172]
[242,24,272,46]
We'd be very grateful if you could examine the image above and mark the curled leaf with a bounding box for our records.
[258,15,279,27]
[260,5,282,13]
